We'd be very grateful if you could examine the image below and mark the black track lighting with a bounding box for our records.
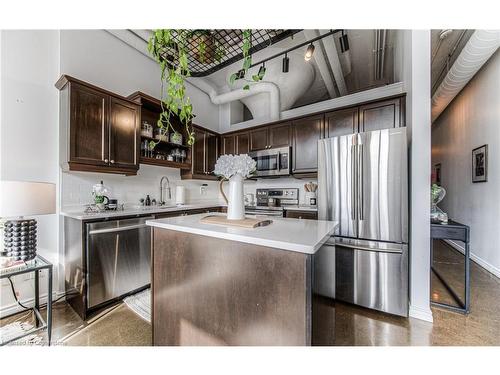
[236,69,246,79]
[339,31,350,53]
[258,63,266,78]
[282,54,289,73]
[304,43,315,61]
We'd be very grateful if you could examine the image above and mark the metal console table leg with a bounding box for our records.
[430,220,470,314]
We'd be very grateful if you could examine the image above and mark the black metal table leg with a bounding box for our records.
[430,220,470,315]
[47,267,53,346]
[34,269,40,328]
[465,242,470,314]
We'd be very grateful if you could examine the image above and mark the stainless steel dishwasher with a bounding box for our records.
[86,216,153,309]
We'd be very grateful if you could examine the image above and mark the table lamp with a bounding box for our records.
[0,181,56,264]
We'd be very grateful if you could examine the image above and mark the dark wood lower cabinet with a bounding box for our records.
[152,228,311,345]
[285,210,318,220]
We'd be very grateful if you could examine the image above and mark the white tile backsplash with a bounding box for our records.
[62,165,316,211]
[61,164,223,211]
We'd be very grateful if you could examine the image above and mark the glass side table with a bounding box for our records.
[0,255,53,345]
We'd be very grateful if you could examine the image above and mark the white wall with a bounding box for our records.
[404,30,433,322]
[432,50,500,277]
[0,30,60,315]
[60,30,219,131]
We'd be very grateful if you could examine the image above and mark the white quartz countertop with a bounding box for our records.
[61,202,225,220]
[146,213,337,254]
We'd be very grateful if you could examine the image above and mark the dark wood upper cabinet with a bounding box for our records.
[291,114,324,174]
[69,83,109,167]
[236,132,250,154]
[181,125,218,180]
[268,122,291,148]
[57,75,140,175]
[249,128,269,151]
[191,127,206,176]
[221,134,236,155]
[359,97,403,132]
[205,132,218,174]
[109,97,139,170]
[325,107,359,137]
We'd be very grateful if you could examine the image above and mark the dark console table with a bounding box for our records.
[430,220,470,314]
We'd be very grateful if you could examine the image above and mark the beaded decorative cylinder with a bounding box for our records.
[1,219,37,261]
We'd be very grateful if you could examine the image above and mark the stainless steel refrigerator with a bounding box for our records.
[315,128,408,316]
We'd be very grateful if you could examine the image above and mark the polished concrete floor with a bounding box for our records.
[2,240,499,346]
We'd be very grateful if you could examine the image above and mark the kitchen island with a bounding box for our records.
[146,213,337,346]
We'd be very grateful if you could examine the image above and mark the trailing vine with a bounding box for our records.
[229,29,267,90]
[148,29,267,148]
[148,29,195,146]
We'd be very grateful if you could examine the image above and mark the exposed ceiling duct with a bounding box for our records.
[105,29,281,120]
[374,29,387,80]
[318,30,348,96]
[431,29,500,122]
[302,29,337,98]
[189,77,281,121]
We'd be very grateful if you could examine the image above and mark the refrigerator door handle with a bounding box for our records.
[358,143,364,220]
[336,242,403,254]
[350,144,356,221]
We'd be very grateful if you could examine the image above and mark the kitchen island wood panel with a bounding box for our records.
[152,229,312,346]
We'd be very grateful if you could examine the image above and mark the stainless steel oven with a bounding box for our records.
[249,146,291,177]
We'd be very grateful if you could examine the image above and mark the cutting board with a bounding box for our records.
[200,215,272,228]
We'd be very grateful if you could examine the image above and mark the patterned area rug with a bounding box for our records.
[0,321,43,345]
[123,288,151,323]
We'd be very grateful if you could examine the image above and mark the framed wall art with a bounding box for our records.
[472,144,488,183]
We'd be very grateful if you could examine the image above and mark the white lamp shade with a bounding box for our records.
[0,180,56,218]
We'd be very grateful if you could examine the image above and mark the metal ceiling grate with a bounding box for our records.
[149,29,301,77]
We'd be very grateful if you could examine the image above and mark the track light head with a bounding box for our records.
[339,31,350,53]
[282,54,289,73]
[236,69,246,79]
[258,63,266,77]
[304,43,315,61]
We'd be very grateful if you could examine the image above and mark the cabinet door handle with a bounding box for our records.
[101,98,105,161]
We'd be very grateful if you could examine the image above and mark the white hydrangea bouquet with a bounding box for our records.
[214,154,256,220]
[213,154,256,179]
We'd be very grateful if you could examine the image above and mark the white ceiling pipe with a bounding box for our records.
[432,29,500,122]
[303,29,337,98]
[106,29,280,121]
[189,78,281,121]
[319,30,348,96]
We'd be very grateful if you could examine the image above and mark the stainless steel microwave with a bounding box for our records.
[249,146,291,177]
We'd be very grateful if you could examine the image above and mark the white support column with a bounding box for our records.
[405,30,433,322]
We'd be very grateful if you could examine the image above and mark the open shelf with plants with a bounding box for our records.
[128,91,192,169]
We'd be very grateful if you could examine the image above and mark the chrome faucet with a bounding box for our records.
[159,176,171,205]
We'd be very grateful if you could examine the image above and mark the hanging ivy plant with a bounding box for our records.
[148,29,195,146]
[229,29,267,90]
